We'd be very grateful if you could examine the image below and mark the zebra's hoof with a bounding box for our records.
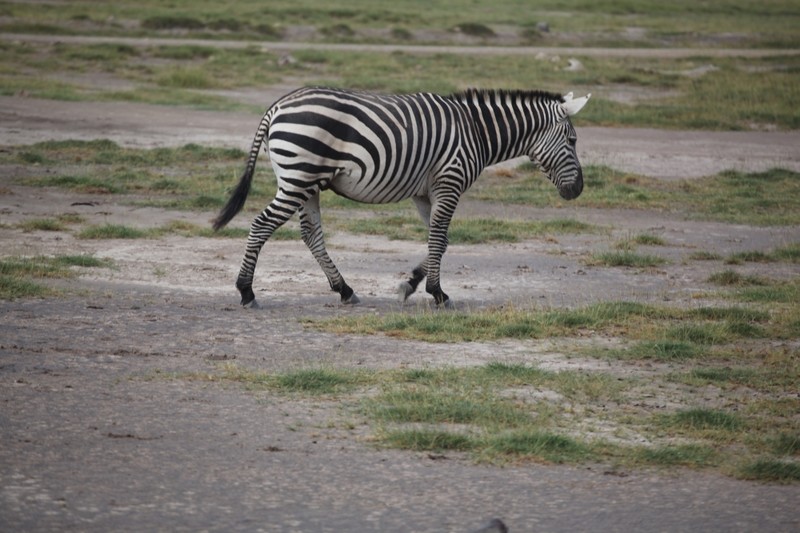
[244,298,261,309]
[441,298,455,310]
[398,281,415,302]
[342,292,360,305]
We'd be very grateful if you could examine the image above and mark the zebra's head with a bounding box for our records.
[528,92,591,200]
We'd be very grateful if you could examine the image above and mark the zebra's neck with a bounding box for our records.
[455,89,562,167]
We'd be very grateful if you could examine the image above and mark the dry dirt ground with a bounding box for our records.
[1,86,800,531]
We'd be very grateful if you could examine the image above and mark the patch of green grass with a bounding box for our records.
[673,366,794,393]
[483,430,590,464]
[368,388,532,427]
[52,255,113,269]
[0,254,113,299]
[770,433,800,456]
[737,459,800,482]
[636,444,718,468]
[77,224,150,239]
[632,234,666,246]
[0,276,52,300]
[341,216,599,244]
[689,306,769,323]
[477,166,800,225]
[381,429,476,452]
[732,283,800,304]
[622,340,702,361]
[157,67,220,89]
[688,251,722,261]
[310,301,672,343]
[273,368,362,394]
[28,175,125,194]
[663,408,743,431]
[17,218,67,232]
[680,169,800,226]
[707,270,769,287]
[726,244,800,265]
[664,323,731,345]
[725,251,774,265]
[453,22,495,38]
[212,364,373,395]
[588,250,667,268]
[773,243,800,263]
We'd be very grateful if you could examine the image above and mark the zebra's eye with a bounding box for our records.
[567,137,577,147]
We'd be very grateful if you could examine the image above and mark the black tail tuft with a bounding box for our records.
[212,108,273,231]
[212,165,255,231]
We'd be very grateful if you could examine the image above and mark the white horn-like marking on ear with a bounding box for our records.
[562,93,591,116]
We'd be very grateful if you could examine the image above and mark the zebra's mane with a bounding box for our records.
[452,88,564,104]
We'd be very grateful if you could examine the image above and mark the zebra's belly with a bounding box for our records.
[329,168,425,204]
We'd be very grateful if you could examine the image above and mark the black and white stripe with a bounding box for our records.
[213,86,590,308]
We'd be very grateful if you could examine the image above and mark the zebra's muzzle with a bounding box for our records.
[558,170,583,200]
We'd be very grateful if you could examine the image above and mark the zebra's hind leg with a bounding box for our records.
[423,200,454,309]
[236,190,306,308]
[300,193,359,305]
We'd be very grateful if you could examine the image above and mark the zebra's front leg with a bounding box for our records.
[300,194,359,305]
[424,217,453,309]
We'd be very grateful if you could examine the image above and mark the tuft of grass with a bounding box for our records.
[52,255,113,269]
[636,444,717,468]
[665,323,730,345]
[588,250,667,268]
[141,15,205,30]
[624,340,702,361]
[770,433,800,456]
[368,388,531,427]
[738,459,800,482]
[77,224,150,239]
[664,408,742,431]
[273,368,361,394]
[726,251,774,264]
[484,430,589,464]
[633,234,666,246]
[683,169,800,226]
[689,306,769,323]
[707,270,769,287]
[341,216,599,244]
[381,429,475,452]
[773,243,800,263]
[453,22,495,38]
[310,301,674,343]
[0,276,52,300]
[0,254,112,299]
[732,283,800,304]
[17,218,67,232]
[28,175,124,194]
[157,67,220,89]
[688,251,722,261]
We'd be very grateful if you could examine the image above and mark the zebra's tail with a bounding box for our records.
[212,109,273,231]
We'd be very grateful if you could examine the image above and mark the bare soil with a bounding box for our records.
[1,84,799,530]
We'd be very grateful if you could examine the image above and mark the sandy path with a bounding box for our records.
[4,32,800,58]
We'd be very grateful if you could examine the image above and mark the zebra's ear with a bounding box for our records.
[562,92,591,116]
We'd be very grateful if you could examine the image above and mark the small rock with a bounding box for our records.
[564,58,584,72]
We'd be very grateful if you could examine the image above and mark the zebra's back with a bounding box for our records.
[267,87,478,204]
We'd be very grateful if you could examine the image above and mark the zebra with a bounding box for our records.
[212,86,591,309]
